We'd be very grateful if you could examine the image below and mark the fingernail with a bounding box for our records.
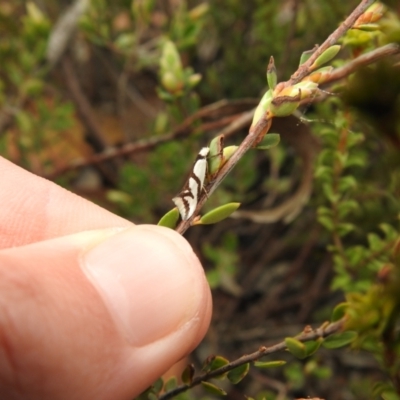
[80,225,206,347]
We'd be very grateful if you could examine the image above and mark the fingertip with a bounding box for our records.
[82,225,212,347]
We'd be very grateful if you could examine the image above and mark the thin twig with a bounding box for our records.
[176,0,374,234]
[44,99,255,179]
[287,0,375,86]
[159,319,345,400]
[324,43,400,84]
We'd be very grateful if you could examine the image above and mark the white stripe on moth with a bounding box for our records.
[172,147,210,220]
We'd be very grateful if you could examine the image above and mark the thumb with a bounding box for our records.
[0,225,211,400]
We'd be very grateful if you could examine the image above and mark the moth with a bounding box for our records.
[172,147,210,220]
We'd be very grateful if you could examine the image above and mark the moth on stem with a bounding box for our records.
[173,0,376,235]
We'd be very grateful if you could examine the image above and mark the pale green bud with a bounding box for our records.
[267,56,277,90]
[310,45,341,70]
[251,89,272,127]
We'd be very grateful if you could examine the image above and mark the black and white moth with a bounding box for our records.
[172,147,210,220]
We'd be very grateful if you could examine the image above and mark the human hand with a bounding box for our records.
[0,157,212,400]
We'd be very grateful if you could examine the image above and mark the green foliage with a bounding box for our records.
[227,362,250,384]
[198,202,241,225]
[157,207,180,229]
[284,337,322,360]
[322,331,357,349]
[314,100,400,292]
[253,360,286,369]
[2,2,400,400]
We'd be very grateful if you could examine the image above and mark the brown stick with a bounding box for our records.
[159,319,345,400]
[44,99,255,179]
[175,0,376,235]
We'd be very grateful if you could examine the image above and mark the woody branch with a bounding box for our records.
[175,0,376,235]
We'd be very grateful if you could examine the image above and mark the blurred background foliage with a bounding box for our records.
[1,0,400,399]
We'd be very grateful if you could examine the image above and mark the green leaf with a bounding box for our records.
[251,89,273,126]
[270,93,301,117]
[255,133,281,150]
[322,183,339,203]
[253,360,286,369]
[181,364,195,386]
[198,203,241,225]
[314,165,332,180]
[337,222,355,237]
[382,391,400,400]
[347,132,364,148]
[299,47,316,65]
[311,45,341,69]
[157,208,180,229]
[201,381,227,396]
[368,232,383,251]
[332,302,348,321]
[164,376,178,391]
[202,355,229,374]
[322,331,357,349]
[317,215,334,231]
[222,145,238,162]
[345,152,366,168]
[150,377,163,394]
[338,176,357,192]
[227,362,250,384]
[380,223,399,240]
[285,337,307,359]
[337,200,359,219]
[209,355,230,371]
[266,56,277,90]
[304,339,322,357]
[208,135,224,175]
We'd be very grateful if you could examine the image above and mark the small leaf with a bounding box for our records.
[317,206,333,217]
[315,165,332,180]
[209,355,230,371]
[322,183,340,203]
[201,381,227,396]
[266,56,277,90]
[202,355,229,374]
[310,45,341,69]
[270,91,301,117]
[304,339,321,357]
[181,364,195,386]
[254,360,286,369]
[331,302,348,321]
[317,215,334,231]
[147,393,158,400]
[197,203,241,225]
[152,377,164,394]
[157,208,180,229]
[285,337,307,359]
[338,200,359,219]
[337,222,355,237]
[255,133,281,150]
[202,355,216,372]
[382,391,400,400]
[164,376,178,391]
[299,47,317,65]
[208,135,224,175]
[222,145,238,162]
[251,89,273,127]
[338,176,357,192]
[322,331,357,349]
[227,362,250,384]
